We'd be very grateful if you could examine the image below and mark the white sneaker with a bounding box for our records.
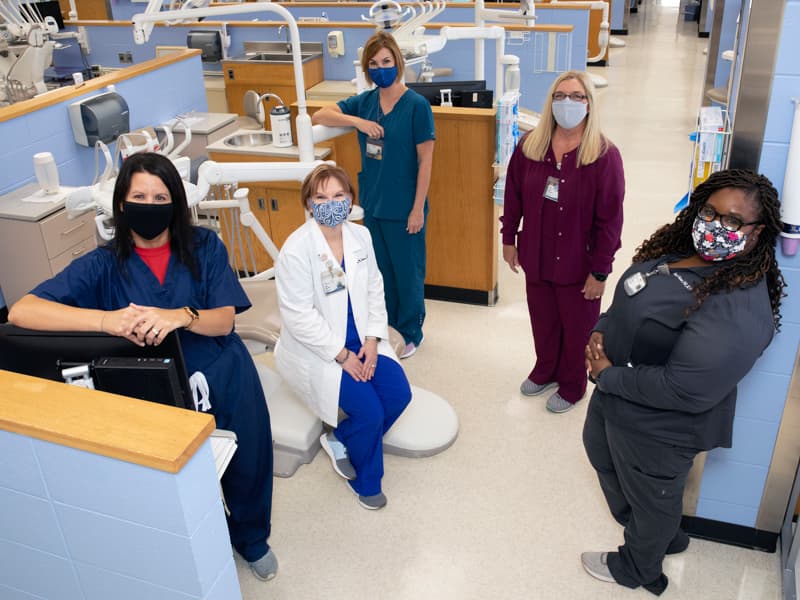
[400,336,423,359]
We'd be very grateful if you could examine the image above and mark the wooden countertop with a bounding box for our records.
[0,370,215,473]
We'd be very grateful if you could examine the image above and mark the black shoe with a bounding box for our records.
[665,529,690,555]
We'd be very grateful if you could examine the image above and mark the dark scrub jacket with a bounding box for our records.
[593,255,775,450]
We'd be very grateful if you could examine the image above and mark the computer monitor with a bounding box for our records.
[24,0,65,30]
[407,80,493,108]
[0,325,193,410]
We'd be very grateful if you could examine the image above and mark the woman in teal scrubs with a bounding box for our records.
[312,31,435,358]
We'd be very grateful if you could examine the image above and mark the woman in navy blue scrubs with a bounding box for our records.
[8,152,278,582]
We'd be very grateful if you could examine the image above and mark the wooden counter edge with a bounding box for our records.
[0,369,216,474]
[67,19,572,33]
[0,49,201,123]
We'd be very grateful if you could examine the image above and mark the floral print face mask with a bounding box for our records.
[691,216,747,261]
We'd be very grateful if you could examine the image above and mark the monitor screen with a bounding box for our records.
[0,325,193,410]
[24,1,65,30]
[407,80,493,108]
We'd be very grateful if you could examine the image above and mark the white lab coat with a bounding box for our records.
[274,219,398,426]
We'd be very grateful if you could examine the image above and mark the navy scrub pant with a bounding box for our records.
[212,361,274,564]
[583,395,698,596]
[336,355,411,497]
[525,279,600,403]
[364,213,426,346]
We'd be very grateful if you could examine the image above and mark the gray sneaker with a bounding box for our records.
[250,549,278,581]
[520,378,557,396]
[320,432,356,480]
[348,482,387,510]
[581,551,615,583]
[546,392,575,413]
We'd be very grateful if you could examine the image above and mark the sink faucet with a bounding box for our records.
[277,25,291,53]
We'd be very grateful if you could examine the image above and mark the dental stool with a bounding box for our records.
[236,280,459,475]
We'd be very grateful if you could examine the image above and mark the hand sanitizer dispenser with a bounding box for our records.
[327,31,345,57]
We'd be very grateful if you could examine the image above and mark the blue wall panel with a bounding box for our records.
[696,0,800,528]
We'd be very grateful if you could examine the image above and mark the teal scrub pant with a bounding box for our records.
[364,214,426,346]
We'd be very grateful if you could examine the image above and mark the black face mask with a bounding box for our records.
[123,201,173,240]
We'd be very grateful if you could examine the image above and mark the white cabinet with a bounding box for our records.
[0,184,96,306]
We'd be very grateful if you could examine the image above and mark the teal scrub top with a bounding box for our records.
[338,88,435,220]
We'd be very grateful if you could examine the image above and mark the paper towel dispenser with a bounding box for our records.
[68,92,130,147]
[187,30,223,62]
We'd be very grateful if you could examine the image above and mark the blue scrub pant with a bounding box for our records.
[364,214,426,346]
[336,355,411,497]
[211,356,273,563]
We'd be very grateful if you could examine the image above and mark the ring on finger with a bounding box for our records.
[152,328,160,336]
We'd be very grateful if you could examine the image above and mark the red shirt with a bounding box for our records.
[134,241,171,284]
[501,136,625,284]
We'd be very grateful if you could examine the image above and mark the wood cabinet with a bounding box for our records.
[0,185,97,306]
[221,59,324,118]
[300,100,498,305]
[208,151,317,273]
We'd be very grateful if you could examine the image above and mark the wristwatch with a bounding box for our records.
[183,306,199,330]
[591,272,608,282]
[366,336,381,342]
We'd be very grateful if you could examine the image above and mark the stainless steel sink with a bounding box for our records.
[245,51,321,63]
[224,132,273,147]
[228,41,324,65]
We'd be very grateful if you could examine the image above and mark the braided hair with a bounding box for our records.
[633,169,786,330]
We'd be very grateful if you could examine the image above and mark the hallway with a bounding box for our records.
[242,2,784,598]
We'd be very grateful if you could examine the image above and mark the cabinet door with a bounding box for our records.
[265,186,306,250]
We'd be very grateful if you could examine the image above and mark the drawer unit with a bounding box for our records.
[0,184,97,306]
[40,209,96,260]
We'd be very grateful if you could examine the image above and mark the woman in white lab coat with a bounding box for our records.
[275,164,411,510]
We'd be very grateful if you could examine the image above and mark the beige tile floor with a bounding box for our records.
[238,1,784,598]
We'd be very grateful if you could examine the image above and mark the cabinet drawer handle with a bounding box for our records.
[257,197,266,210]
[271,198,279,211]
[61,222,86,236]
[72,246,87,257]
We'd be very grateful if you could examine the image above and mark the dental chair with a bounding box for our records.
[204,191,459,477]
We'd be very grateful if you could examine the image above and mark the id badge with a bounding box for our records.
[366,137,384,160]
[543,176,559,202]
[319,257,346,295]
[623,272,647,296]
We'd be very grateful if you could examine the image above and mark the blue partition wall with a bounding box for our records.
[0,55,207,196]
[56,3,587,113]
[693,0,800,528]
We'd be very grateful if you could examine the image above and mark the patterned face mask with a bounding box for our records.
[312,197,351,228]
[691,216,748,261]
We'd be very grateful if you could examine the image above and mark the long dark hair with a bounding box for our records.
[633,169,785,329]
[112,152,197,278]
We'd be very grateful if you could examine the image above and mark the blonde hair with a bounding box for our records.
[361,31,404,86]
[521,70,609,167]
[300,164,356,210]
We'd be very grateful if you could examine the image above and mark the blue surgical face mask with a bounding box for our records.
[552,99,588,130]
[368,66,398,88]
[312,197,351,228]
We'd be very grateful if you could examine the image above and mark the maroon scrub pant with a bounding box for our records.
[525,278,600,404]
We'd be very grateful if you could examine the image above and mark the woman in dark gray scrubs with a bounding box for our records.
[581,169,785,596]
